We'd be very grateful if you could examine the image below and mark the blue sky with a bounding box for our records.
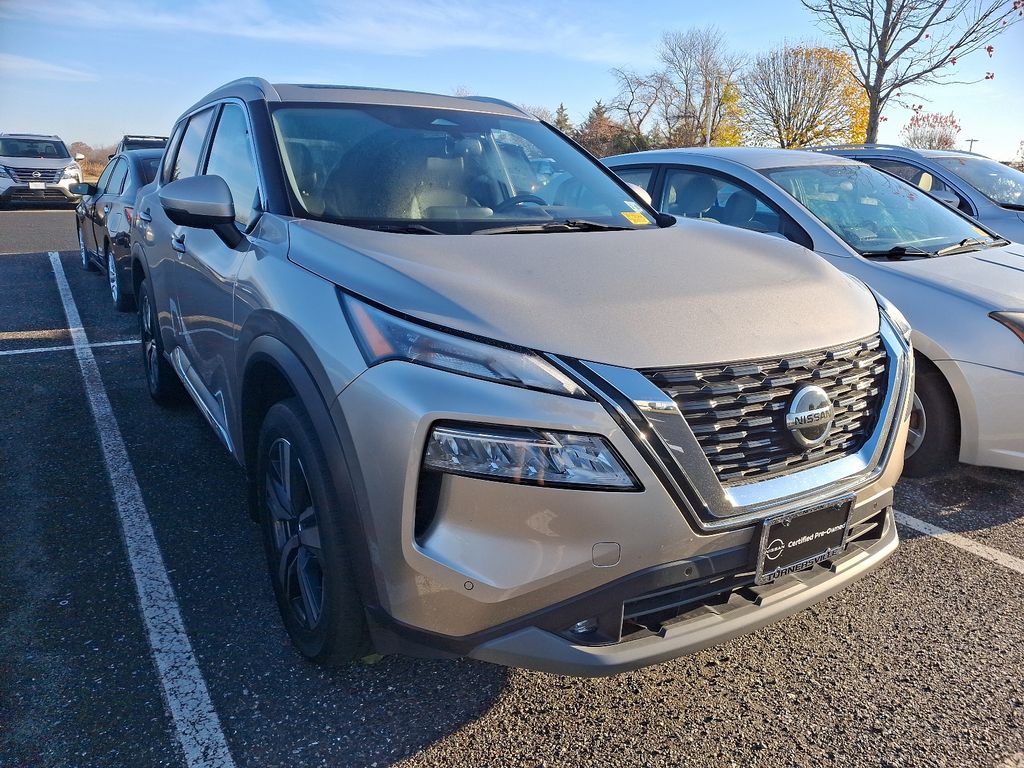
[1,0,1021,158]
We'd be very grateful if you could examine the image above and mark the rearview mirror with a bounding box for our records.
[69,182,96,196]
[159,175,243,248]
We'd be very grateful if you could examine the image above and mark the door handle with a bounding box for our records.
[138,209,152,223]
[171,233,187,254]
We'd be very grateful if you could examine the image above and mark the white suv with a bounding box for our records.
[0,133,84,206]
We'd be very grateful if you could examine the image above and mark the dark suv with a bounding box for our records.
[130,78,911,675]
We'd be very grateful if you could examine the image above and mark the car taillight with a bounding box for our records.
[124,206,134,226]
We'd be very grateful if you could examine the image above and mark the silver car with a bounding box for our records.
[605,148,1024,476]
[812,144,1024,243]
[131,79,912,675]
[0,133,84,206]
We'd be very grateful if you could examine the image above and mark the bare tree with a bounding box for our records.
[802,0,1022,141]
[742,45,866,148]
[659,26,745,146]
[519,104,555,123]
[609,68,666,150]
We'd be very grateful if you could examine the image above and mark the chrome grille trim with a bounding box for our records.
[640,335,889,485]
[4,166,63,183]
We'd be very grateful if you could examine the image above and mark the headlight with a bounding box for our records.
[873,291,912,343]
[0,166,10,179]
[424,424,638,489]
[990,311,1024,343]
[342,293,586,398]
[62,164,80,180]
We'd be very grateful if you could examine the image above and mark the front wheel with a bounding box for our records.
[902,367,959,477]
[257,398,370,664]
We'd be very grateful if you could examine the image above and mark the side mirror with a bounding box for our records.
[159,175,243,248]
[74,153,86,161]
[929,189,961,208]
[627,182,653,207]
[69,182,96,196]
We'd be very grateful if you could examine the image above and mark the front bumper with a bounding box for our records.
[0,178,79,204]
[334,326,910,673]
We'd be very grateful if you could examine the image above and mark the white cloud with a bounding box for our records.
[0,53,96,82]
[0,0,647,65]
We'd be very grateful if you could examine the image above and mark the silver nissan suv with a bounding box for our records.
[0,133,84,206]
[130,78,913,676]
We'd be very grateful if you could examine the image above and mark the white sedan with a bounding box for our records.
[605,147,1024,476]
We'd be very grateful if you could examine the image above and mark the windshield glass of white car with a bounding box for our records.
[0,138,71,159]
[271,104,654,234]
[933,156,1024,209]
[766,164,1003,257]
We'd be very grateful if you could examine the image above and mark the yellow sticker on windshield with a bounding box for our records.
[621,211,651,225]
[972,225,988,236]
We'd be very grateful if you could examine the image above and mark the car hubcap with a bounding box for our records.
[107,252,118,301]
[266,437,324,631]
[906,391,926,459]
[141,293,159,390]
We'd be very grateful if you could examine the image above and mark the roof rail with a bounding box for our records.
[808,143,910,152]
[463,95,530,116]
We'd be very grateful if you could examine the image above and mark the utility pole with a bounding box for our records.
[966,138,979,152]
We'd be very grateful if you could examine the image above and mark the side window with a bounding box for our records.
[171,108,215,182]
[661,168,789,238]
[615,166,654,193]
[868,158,968,211]
[95,160,116,193]
[105,159,129,195]
[203,103,260,228]
[160,122,186,184]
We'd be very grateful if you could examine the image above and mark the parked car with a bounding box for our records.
[71,148,163,310]
[812,144,1024,243]
[0,133,84,207]
[131,78,912,676]
[605,147,1024,477]
[111,134,168,157]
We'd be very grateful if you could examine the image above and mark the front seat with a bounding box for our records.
[722,190,762,230]
[667,175,720,222]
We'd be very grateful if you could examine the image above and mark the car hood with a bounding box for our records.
[879,242,1024,309]
[0,156,75,169]
[286,219,880,369]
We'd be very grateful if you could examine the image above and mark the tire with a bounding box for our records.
[107,246,134,312]
[78,224,96,271]
[902,365,959,477]
[138,277,184,405]
[256,398,370,665]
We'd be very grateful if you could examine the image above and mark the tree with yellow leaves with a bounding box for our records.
[741,45,867,148]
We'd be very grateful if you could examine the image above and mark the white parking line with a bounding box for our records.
[0,339,136,356]
[49,253,235,768]
[895,511,1024,576]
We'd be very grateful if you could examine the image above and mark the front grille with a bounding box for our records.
[4,166,62,183]
[641,335,888,484]
[7,188,68,201]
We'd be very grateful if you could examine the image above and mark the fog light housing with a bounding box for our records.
[423,424,639,490]
[571,618,599,635]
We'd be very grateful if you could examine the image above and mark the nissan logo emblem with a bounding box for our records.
[32,171,42,178]
[785,384,835,449]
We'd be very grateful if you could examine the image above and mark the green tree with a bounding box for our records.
[553,103,574,136]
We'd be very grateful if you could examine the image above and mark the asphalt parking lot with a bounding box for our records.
[1,208,1022,768]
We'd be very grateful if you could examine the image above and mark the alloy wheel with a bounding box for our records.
[140,291,160,392]
[905,391,927,459]
[265,437,324,631]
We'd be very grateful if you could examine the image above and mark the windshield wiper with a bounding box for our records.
[999,202,1024,211]
[935,237,1002,257]
[373,223,443,235]
[860,244,936,260]
[475,219,632,235]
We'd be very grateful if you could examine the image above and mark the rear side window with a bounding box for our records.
[615,166,654,193]
[170,108,215,182]
[204,104,260,227]
[105,159,129,195]
[139,157,160,185]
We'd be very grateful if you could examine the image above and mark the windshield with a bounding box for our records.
[271,104,655,234]
[933,155,1024,209]
[764,163,999,256]
[0,138,71,160]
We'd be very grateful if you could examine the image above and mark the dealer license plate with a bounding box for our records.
[755,496,852,584]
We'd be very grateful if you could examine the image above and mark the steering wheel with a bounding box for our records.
[493,194,547,213]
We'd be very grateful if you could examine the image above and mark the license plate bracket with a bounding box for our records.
[755,496,853,584]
